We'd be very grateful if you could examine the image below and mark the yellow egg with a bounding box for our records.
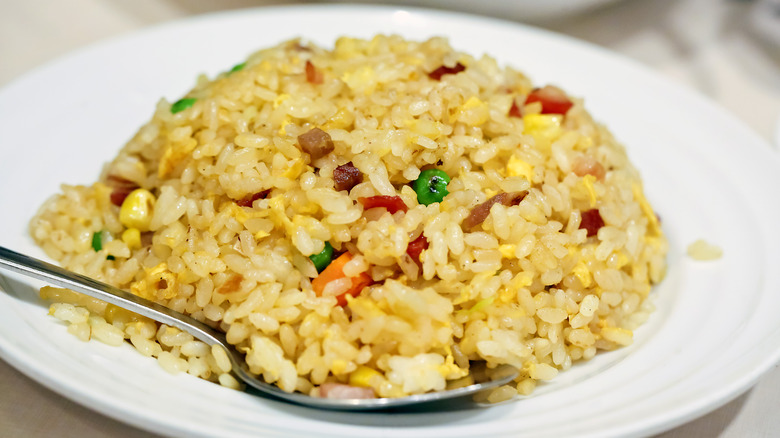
[506,155,534,181]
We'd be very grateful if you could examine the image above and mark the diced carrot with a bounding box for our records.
[311,252,372,306]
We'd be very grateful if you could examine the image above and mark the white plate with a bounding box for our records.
[325,0,625,22]
[1,5,779,438]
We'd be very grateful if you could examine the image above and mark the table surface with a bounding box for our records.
[1,0,778,437]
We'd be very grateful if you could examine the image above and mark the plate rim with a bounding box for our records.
[1,4,779,438]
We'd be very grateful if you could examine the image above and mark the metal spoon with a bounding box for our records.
[0,246,518,410]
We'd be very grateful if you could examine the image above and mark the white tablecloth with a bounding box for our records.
[1,1,778,436]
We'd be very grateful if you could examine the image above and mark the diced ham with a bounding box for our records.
[525,85,573,115]
[428,62,466,81]
[297,127,334,160]
[235,189,271,207]
[305,60,323,84]
[572,155,606,180]
[463,191,527,229]
[106,175,139,207]
[333,162,363,192]
[318,383,376,399]
[580,209,605,237]
[358,195,409,214]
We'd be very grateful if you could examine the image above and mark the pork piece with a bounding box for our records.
[106,175,139,207]
[235,189,271,207]
[572,155,606,180]
[297,127,334,160]
[333,162,363,192]
[463,191,527,229]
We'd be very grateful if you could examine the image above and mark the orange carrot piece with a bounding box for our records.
[311,252,372,306]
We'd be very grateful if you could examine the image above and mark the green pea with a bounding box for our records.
[309,242,334,273]
[412,169,451,205]
[171,98,197,114]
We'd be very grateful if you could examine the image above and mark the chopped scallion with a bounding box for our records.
[171,98,197,114]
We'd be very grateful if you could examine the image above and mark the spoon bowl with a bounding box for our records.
[0,245,518,410]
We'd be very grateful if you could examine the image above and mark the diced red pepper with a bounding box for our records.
[406,234,429,266]
[508,100,523,118]
[428,63,466,81]
[525,85,573,115]
[580,209,605,237]
[358,196,408,214]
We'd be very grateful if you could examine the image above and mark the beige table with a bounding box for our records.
[1,0,779,436]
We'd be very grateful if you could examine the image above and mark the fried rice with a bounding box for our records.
[29,35,668,401]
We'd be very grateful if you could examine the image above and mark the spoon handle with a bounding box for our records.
[0,246,227,347]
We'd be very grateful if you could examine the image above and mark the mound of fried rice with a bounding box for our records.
[30,35,667,401]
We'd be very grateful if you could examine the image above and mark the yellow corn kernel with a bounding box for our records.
[122,228,142,250]
[349,365,383,388]
[119,189,155,231]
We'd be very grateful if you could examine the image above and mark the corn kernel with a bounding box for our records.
[119,189,155,231]
[122,228,142,250]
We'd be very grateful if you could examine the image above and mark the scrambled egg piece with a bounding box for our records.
[450,96,489,126]
[130,263,177,300]
[582,174,598,207]
[571,261,592,287]
[632,183,661,236]
[522,114,562,150]
[506,155,534,181]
